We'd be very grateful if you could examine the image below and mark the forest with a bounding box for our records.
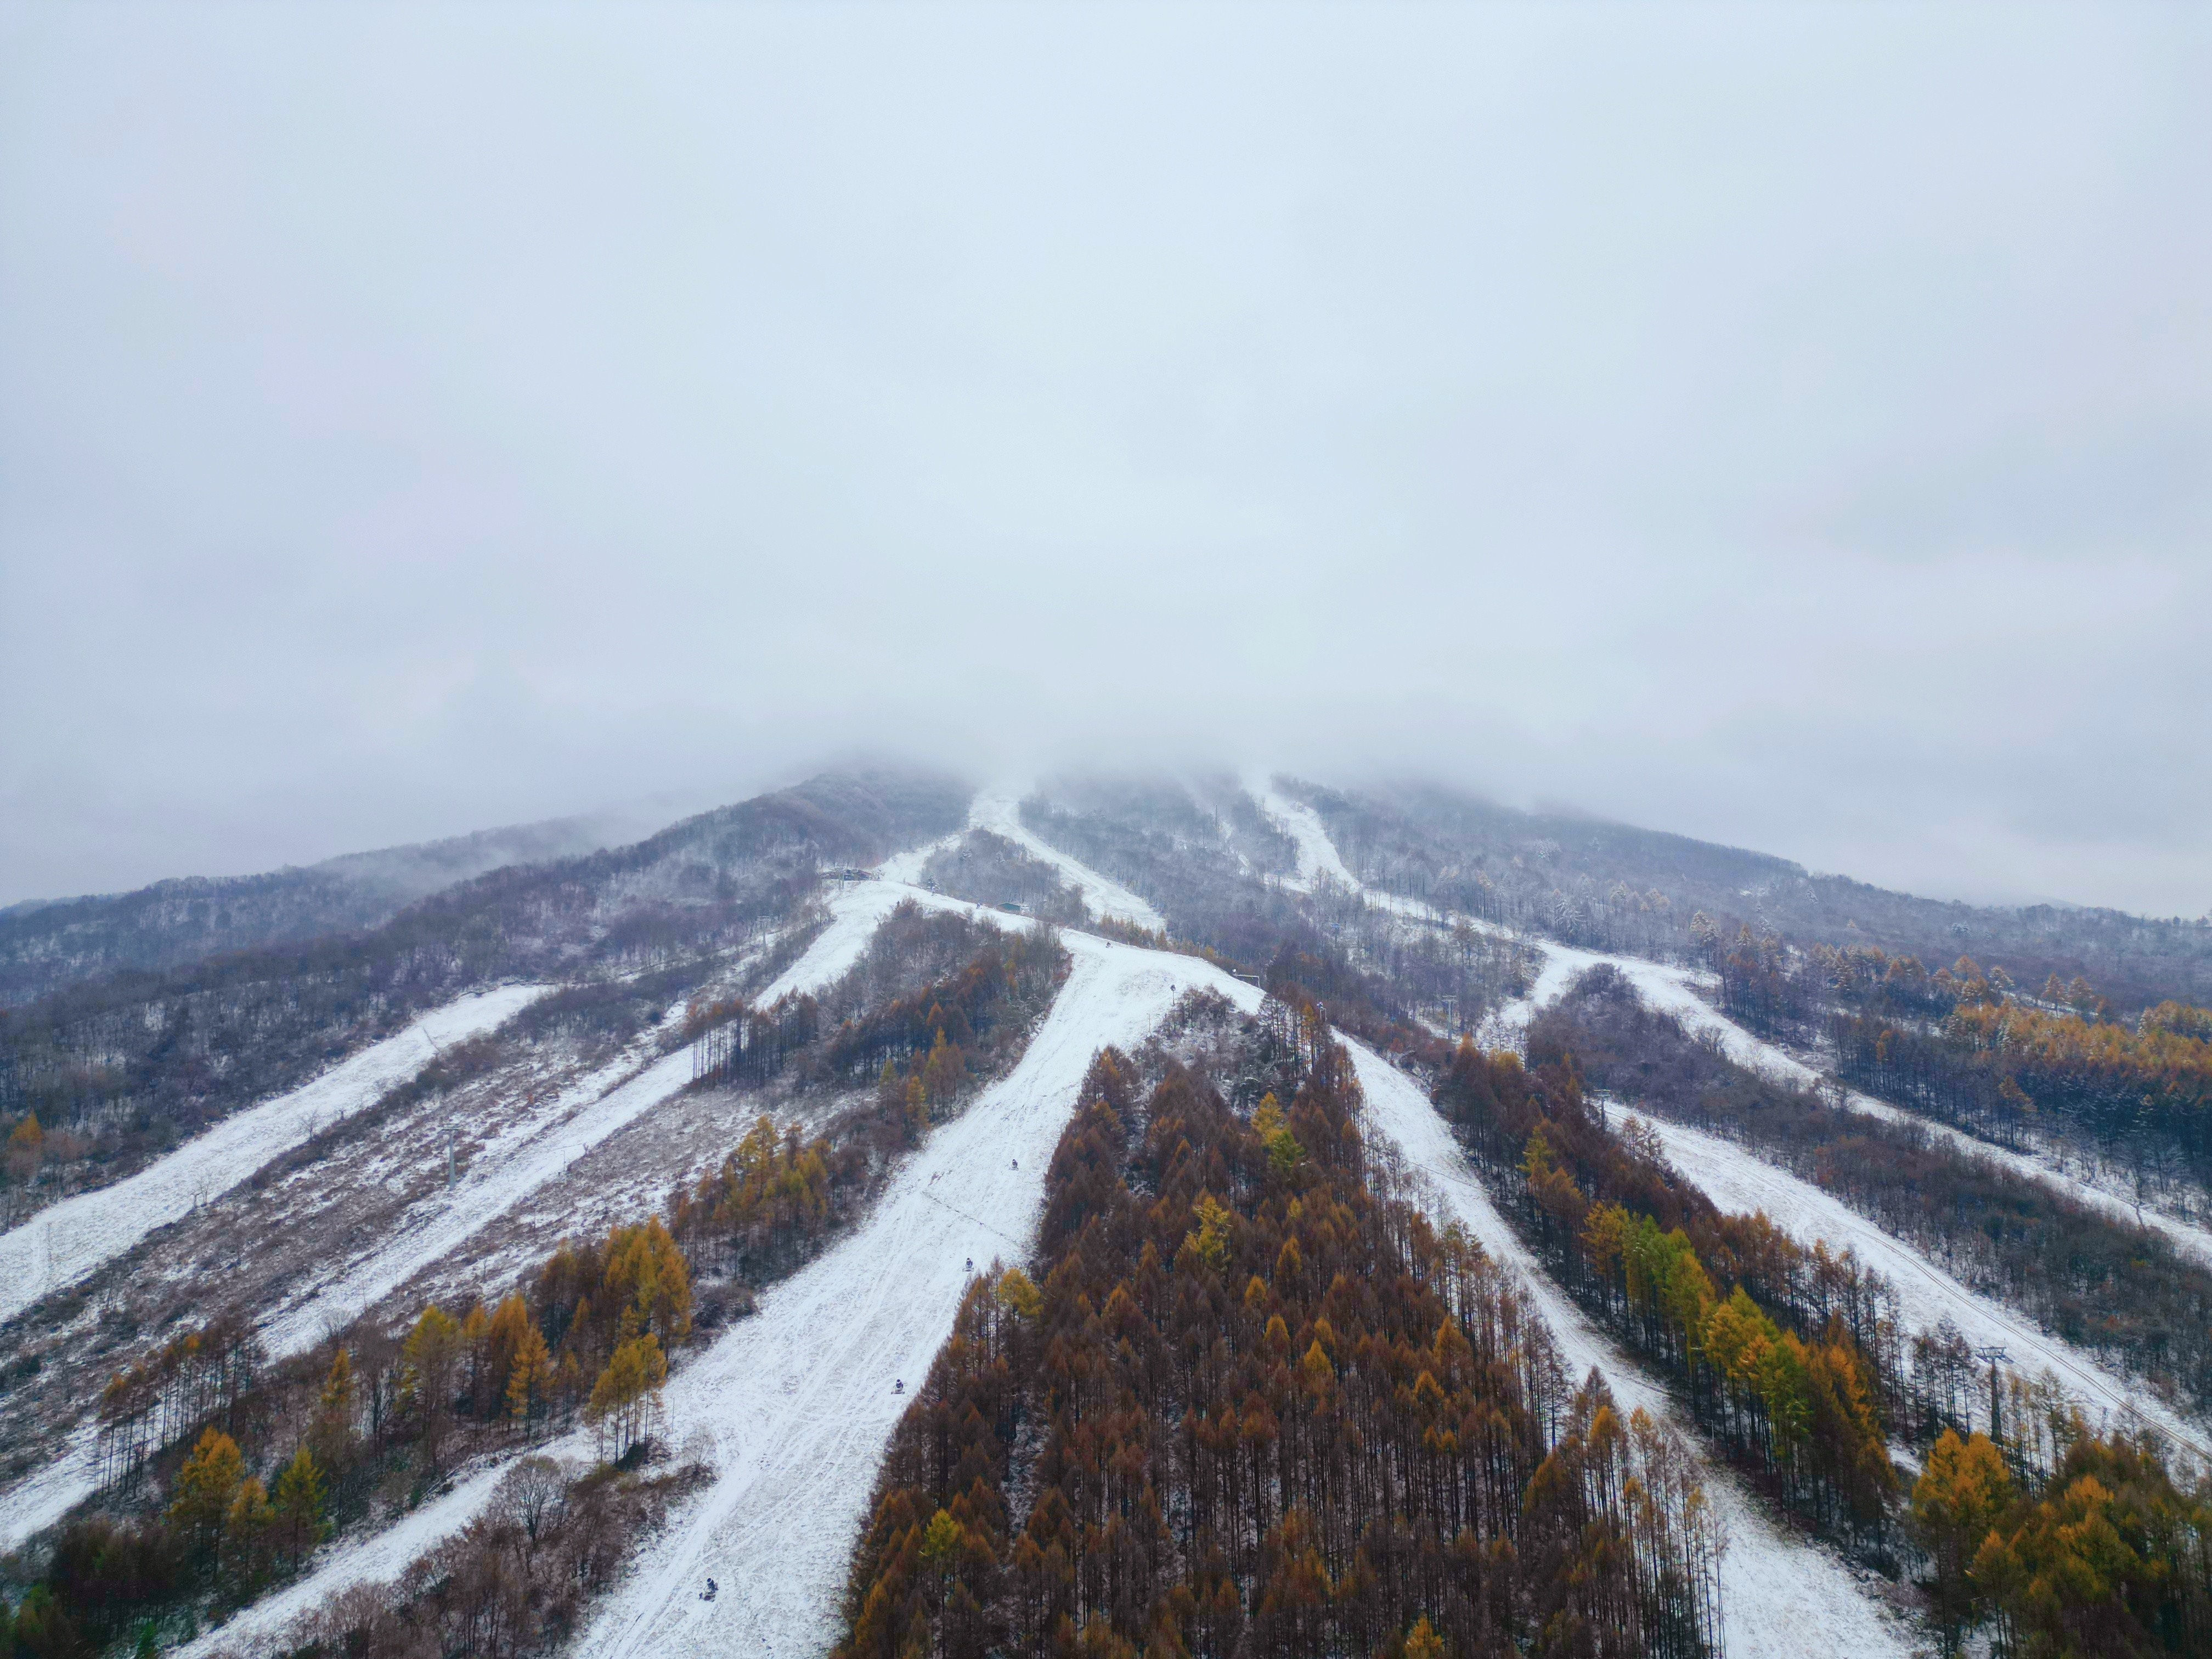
[1432,1035,1901,1550]
[0,769,967,1232]
[1447,970,2212,1656]
[674,904,1070,1289]
[1815,945,2212,1178]
[0,883,1062,1658]
[837,997,1725,1659]
[0,1203,705,1658]
[921,831,1091,928]
[1526,966,2212,1418]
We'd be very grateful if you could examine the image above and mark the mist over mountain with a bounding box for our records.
[3,5,2208,1654]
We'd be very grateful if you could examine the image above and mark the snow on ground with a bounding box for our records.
[1485,936,2212,1271]
[572,934,1229,1659]
[4,926,873,1559]
[0,1423,101,1553]
[1348,1045,1918,1659]
[1637,1111,2212,1465]
[754,881,917,1003]
[188,1463,512,1658]
[160,837,1902,1659]
[255,1046,700,1359]
[968,786,1167,932]
[262,922,799,1356]
[873,831,963,887]
[1244,773,1359,891]
[194,925,1237,1659]
[0,985,550,1331]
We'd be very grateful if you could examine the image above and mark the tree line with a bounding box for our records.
[1505,965,2212,1654]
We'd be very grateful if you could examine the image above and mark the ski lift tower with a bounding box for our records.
[1976,1345,2010,1443]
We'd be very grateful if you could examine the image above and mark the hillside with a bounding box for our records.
[1,766,2207,1659]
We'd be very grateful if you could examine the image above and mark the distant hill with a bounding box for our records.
[0,812,657,1008]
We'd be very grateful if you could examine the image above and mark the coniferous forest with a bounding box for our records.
[837,997,1724,1659]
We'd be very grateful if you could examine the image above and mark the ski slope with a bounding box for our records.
[5,919,880,1562]
[256,1046,698,1359]
[257,909,917,1359]
[573,932,1233,1658]
[1348,1045,1917,1659]
[0,984,549,1330]
[1638,1111,2212,1464]
[1485,937,2212,1271]
[968,786,1166,932]
[174,836,1902,1659]
[1245,773,1359,891]
[192,912,1242,1659]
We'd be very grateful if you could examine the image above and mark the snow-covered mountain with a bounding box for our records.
[3,766,2207,1659]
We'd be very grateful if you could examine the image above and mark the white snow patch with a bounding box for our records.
[967,786,1166,932]
[0,985,551,1330]
[1347,1045,1918,1659]
[1638,1111,2212,1465]
[1244,774,1359,892]
[254,1046,699,1359]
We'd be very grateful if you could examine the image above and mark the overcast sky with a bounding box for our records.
[2,2,2205,916]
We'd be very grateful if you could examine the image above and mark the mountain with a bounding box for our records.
[0,812,662,1011]
[1,764,2206,1659]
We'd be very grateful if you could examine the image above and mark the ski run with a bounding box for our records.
[967,785,1168,932]
[0,984,551,1332]
[1347,1044,1917,1659]
[54,792,2198,1656]
[186,850,1916,1657]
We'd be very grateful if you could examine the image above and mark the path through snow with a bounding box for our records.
[969,786,1167,932]
[176,837,1912,1658]
[574,933,1232,1659]
[1246,774,1358,891]
[0,985,550,1331]
[1348,1043,1918,1659]
[1639,1111,2212,1464]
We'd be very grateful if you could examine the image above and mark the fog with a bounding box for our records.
[2,3,2205,916]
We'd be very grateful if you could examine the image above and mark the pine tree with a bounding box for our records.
[586,1332,668,1460]
[1909,1428,2012,1647]
[399,1305,462,1469]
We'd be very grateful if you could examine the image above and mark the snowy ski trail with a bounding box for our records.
[1348,1043,1918,1659]
[254,1045,698,1359]
[190,923,1232,1659]
[571,934,1222,1659]
[6,917,888,1560]
[754,882,917,1004]
[969,786,1167,932]
[1637,1111,2212,1464]
[1245,774,1359,891]
[175,838,1899,1658]
[1483,937,2212,1269]
[0,985,550,1331]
